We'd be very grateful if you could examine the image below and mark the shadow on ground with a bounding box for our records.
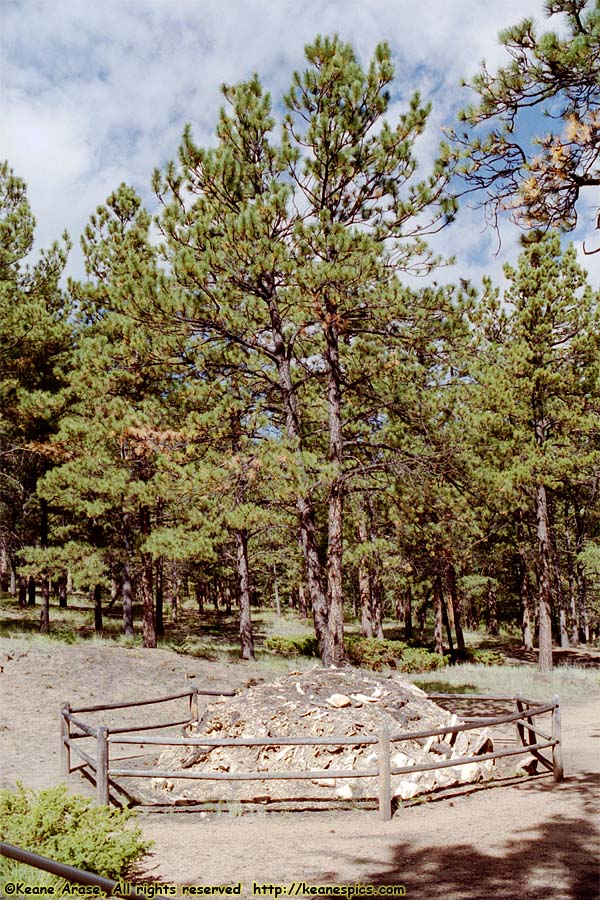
[346,772,600,900]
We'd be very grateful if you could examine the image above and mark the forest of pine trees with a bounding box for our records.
[1,6,599,672]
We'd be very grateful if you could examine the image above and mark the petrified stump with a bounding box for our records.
[154,668,494,803]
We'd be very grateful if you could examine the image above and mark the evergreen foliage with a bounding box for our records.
[452,0,600,235]
[0,784,150,881]
[1,29,599,671]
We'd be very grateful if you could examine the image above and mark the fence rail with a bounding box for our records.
[0,841,147,900]
[60,688,563,821]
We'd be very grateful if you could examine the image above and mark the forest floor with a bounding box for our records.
[0,635,599,900]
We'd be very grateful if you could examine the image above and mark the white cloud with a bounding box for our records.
[2,0,594,287]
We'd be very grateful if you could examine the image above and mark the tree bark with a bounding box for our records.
[58,571,68,608]
[93,584,103,634]
[139,505,156,648]
[195,580,205,616]
[536,483,554,673]
[516,516,534,650]
[39,577,50,634]
[18,575,27,607]
[323,311,345,666]
[27,576,36,606]
[267,293,328,653]
[547,498,569,647]
[573,505,589,643]
[155,556,164,636]
[358,517,373,638]
[236,529,255,660]
[433,574,444,656]
[403,584,413,641]
[486,580,499,636]
[446,563,466,659]
[122,560,134,637]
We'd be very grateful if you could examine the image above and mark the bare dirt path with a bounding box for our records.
[1,639,599,900]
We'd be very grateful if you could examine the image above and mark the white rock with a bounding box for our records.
[351,693,380,703]
[393,780,421,800]
[336,782,354,800]
[457,762,483,784]
[326,693,352,708]
[391,751,415,769]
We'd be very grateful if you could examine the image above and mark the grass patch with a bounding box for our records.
[410,662,600,700]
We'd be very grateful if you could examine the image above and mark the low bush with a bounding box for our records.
[0,784,151,881]
[464,648,507,666]
[345,637,450,672]
[265,634,450,672]
[265,635,319,657]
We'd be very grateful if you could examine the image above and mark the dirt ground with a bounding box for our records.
[1,639,599,900]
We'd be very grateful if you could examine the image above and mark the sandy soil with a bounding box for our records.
[1,639,599,900]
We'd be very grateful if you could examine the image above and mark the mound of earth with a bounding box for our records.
[153,668,495,804]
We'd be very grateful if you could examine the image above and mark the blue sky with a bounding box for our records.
[1,0,598,288]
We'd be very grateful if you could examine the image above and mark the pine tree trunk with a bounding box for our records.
[368,516,384,640]
[516,517,534,650]
[27,576,36,606]
[547,499,569,648]
[323,314,345,666]
[298,583,308,618]
[433,575,444,656]
[139,505,156,649]
[195,581,205,616]
[122,560,134,637]
[403,585,413,641]
[536,484,554,673]
[268,294,328,651]
[440,579,455,656]
[486,581,499,636]
[58,572,68,608]
[358,517,373,638]
[155,557,164,636]
[446,564,466,659]
[563,507,579,646]
[236,529,255,660]
[574,507,589,644]
[39,577,50,634]
[18,575,27,607]
[359,562,373,638]
[93,584,103,634]
[169,563,179,623]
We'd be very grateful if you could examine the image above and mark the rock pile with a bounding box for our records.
[153,668,495,804]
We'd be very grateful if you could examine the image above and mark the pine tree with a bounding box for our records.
[0,161,71,628]
[466,232,600,671]
[154,36,456,664]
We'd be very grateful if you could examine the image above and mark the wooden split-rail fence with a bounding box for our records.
[60,687,563,821]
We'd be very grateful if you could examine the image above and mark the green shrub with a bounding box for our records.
[0,784,151,881]
[265,633,450,673]
[345,637,449,672]
[464,648,507,666]
[265,635,319,657]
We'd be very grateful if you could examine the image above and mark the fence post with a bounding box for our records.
[515,692,526,748]
[60,704,71,775]
[551,696,564,782]
[96,726,109,806]
[377,727,392,821]
[190,688,199,722]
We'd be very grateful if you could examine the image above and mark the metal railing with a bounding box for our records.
[0,842,146,899]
